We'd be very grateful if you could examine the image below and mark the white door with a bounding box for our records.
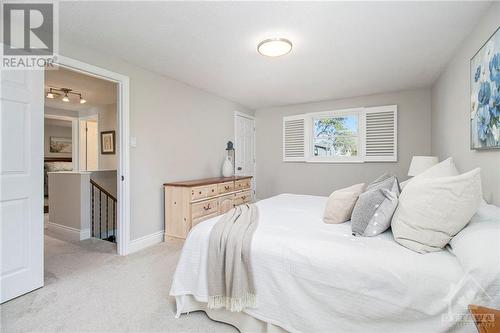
[1,69,44,303]
[85,121,98,171]
[79,119,98,171]
[234,113,255,194]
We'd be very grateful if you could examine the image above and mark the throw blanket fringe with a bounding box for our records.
[207,204,259,312]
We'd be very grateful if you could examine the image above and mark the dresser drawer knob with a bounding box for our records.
[224,185,230,190]
[203,203,211,210]
[199,191,202,194]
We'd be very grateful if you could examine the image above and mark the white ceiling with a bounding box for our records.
[45,66,117,112]
[59,1,491,109]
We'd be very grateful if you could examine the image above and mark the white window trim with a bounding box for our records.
[306,107,365,163]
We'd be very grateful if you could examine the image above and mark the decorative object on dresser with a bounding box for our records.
[164,176,252,239]
[223,141,235,177]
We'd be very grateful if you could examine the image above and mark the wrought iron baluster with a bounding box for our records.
[99,191,102,239]
[106,197,109,239]
[90,179,117,243]
[113,201,116,242]
[91,184,94,237]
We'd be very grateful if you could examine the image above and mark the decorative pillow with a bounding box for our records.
[448,202,500,288]
[351,174,400,236]
[391,168,482,253]
[323,183,366,224]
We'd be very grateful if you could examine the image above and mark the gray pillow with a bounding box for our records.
[351,174,400,236]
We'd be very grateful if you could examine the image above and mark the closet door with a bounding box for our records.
[234,113,255,193]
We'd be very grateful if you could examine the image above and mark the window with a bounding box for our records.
[311,113,360,161]
[283,105,397,163]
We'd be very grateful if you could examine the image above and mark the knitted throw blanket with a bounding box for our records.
[207,203,259,312]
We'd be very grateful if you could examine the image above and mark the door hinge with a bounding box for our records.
[121,175,124,181]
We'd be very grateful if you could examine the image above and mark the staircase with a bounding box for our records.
[90,179,117,243]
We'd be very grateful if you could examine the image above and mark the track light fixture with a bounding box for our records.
[46,87,87,104]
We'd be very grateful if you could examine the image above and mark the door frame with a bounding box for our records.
[48,56,131,255]
[233,111,256,197]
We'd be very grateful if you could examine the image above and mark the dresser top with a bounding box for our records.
[164,175,252,187]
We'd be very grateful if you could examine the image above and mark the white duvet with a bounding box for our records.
[170,194,500,333]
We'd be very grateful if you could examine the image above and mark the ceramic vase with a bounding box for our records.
[222,157,234,177]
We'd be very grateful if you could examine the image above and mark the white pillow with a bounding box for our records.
[323,183,366,224]
[391,168,482,253]
[449,202,500,281]
[448,202,500,308]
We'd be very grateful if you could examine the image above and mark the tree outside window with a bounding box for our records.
[313,115,358,157]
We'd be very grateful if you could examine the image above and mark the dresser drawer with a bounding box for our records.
[234,190,252,206]
[191,184,217,201]
[235,178,251,191]
[191,198,218,219]
[218,195,234,214]
[206,184,218,197]
[191,186,208,201]
[218,181,234,194]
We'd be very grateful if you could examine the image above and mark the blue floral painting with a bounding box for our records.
[471,27,500,150]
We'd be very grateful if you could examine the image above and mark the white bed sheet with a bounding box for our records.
[170,194,476,333]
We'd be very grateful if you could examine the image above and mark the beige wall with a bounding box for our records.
[98,104,118,170]
[48,172,90,233]
[60,41,253,240]
[431,2,500,205]
[255,89,431,199]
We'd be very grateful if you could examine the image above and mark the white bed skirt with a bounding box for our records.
[175,295,288,333]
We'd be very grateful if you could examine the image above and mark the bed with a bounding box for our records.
[170,194,500,333]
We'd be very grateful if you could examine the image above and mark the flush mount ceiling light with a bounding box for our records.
[257,38,292,57]
[46,87,86,104]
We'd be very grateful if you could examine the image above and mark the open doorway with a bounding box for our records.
[44,66,120,249]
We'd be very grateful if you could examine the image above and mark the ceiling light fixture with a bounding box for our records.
[46,88,55,99]
[45,87,87,104]
[257,38,292,57]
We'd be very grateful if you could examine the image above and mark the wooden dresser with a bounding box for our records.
[164,176,253,239]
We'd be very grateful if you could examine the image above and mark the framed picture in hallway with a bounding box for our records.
[50,137,72,153]
[101,131,116,154]
[470,26,500,150]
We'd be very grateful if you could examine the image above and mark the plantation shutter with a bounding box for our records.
[364,105,398,162]
[283,114,307,161]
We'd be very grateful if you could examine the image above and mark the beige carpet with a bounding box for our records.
[0,235,237,333]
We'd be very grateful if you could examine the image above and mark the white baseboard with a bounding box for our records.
[46,222,89,242]
[128,230,164,254]
[80,228,91,240]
